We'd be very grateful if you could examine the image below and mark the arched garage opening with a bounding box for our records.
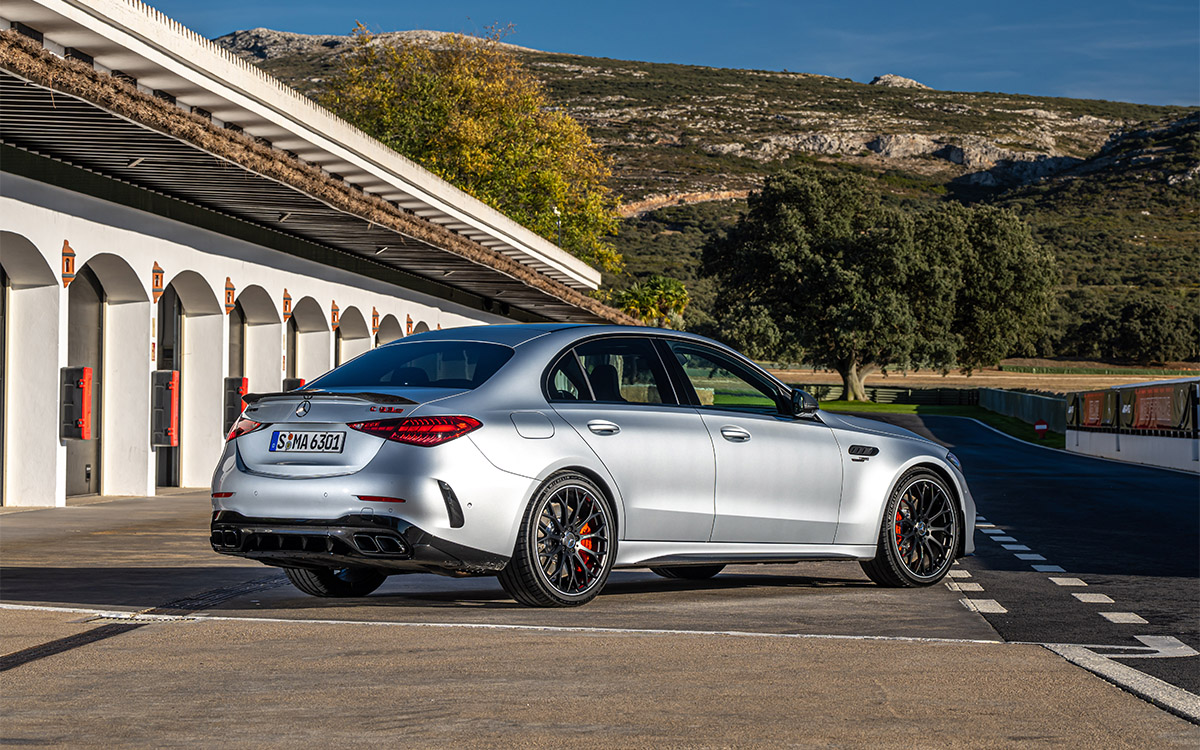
[376,314,403,346]
[286,296,330,383]
[0,232,59,506]
[336,306,371,365]
[412,320,431,334]
[230,285,281,395]
[156,270,222,488]
[71,253,150,498]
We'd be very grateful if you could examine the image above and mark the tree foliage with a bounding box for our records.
[606,275,691,328]
[321,25,622,272]
[702,167,1057,399]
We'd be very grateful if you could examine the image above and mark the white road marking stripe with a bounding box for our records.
[1015,553,1046,561]
[991,536,1018,542]
[0,602,1006,646]
[956,582,984,592]
[980,529,1005,535]
[947,570,972,578]
[1101,612,1149,624]
[960,598,1008,614]
[977,523,998,529]
[1073,593,1115,604]
[1002,544,1031,551]
[975,515,987,521]
[1033,565,1066,573]
[1049,577,1087,586]
[1047,643,1200,723]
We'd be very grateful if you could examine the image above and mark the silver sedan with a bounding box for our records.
[211,324,974,606]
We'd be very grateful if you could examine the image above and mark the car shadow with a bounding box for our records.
[1,565,875,612]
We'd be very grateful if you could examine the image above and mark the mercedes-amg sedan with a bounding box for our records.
[211,324,974,606]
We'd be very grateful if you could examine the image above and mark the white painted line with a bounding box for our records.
[956,582,984,592]
[976,523,998,529]
[1002,544,1031,551]
[1033,565,1066,573]
[1015,553,1046,561]
[1046,643,1200,724]
[991,536,1018,542]
[960,598,1007,614]
[0,602,1006,646]
[1101,612,1149,625]
[1073,593,1115,604]
[1049,577,1087,586]
[980,528,1005,535]
[947,570,972,579]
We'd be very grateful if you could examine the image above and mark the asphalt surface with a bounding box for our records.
[1,419,1198,745]
[856,414,1200,694]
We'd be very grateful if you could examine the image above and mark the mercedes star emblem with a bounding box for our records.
[295,401,310,418]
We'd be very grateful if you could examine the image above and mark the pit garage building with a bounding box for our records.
[0,0,631,507]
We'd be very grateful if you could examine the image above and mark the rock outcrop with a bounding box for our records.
[868,74,930,89]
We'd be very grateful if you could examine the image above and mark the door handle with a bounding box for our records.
[720,426,751,442]
[587,420,621,436]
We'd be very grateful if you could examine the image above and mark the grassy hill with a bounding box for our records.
[217,29,1199,362]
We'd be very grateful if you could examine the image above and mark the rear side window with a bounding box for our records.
[308,341,514,390]
[572,338,675,405]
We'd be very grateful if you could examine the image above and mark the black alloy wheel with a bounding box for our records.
[499,472,615,607]
[860,470,959,587]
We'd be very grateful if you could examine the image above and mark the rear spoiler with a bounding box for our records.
[243,390,417,406]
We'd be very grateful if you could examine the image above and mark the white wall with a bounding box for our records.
[1,173,511,506]
[101,300,153,496]
[245,322,281,394]
[3,283,61,507]
[180,311,224,488]
[1066,430,1200,474]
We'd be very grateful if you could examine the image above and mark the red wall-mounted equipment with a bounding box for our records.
[60,366,93,440]
[151,370,179,447]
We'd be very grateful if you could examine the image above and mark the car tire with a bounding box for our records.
[284,566,388,597]
[649,564,725,580]
[498,471,616,607]
[860,469,960,588]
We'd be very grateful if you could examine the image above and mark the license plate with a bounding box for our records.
[269,431,346,453]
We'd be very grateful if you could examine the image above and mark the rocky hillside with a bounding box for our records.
[215,28,1198,361]
[217,28,1188,201]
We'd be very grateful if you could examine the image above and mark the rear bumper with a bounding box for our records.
[210,511,509,575]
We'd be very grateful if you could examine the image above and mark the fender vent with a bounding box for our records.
[848,445,879,456]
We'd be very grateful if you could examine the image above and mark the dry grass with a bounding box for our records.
[768,366,1193,395]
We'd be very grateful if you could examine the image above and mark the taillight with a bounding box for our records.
[227,417,265,441]
[347,416,482,446]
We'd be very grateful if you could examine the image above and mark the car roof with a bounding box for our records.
[386,323,589,347]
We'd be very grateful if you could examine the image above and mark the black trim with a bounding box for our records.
[243,390,417,406]
[210,511,507,574]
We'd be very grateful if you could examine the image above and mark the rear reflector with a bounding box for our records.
[356,495,406,503]
[347,416,482,447]
[212,492,234,498]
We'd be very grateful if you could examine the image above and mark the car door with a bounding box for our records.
[663,340,843,544]
[546,336,716,542]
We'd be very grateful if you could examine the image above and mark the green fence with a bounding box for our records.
[795,384,978,406]
[979,388,1065,432]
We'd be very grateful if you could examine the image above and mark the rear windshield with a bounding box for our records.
[308,341,514,390]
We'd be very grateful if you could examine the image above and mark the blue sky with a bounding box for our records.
[149,0,1198,106]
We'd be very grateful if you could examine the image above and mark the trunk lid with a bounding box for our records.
[235,389,464,477]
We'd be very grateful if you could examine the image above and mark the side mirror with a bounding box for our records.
[791,388,819,417]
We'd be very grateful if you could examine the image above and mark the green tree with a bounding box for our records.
[608,275,691,328]
[703,167,1056,400]
[322,25,622,272]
